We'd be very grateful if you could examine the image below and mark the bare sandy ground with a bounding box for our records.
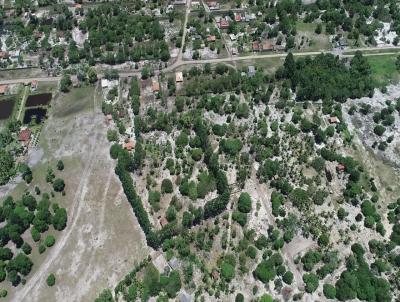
[8,87,148,302]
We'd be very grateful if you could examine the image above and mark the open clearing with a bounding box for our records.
[4,85,148,302]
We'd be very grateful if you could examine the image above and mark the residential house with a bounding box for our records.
[0,51,8,60]
[229,34,236,41]
[262,40,273,51]
[207,35,216,42]
[234,13,242,22]
[159,217,168,227]
[19,128,32,144]
[101,79,109,88]
[252,41,260,52]
[207,1,219,10]
[219,19,229,29]
[336,164,345,173]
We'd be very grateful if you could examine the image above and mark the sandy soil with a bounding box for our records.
[7,86,148,302]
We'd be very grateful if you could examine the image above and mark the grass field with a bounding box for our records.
[368,55,400,86]
[296,22,332,52]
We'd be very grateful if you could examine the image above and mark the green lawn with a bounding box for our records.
[368,55,400,86]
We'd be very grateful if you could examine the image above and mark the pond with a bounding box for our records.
[23,108,47,124]
[0,99,16,120]
[26,93,52,107]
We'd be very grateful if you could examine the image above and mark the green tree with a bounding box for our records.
[52,178,65,192]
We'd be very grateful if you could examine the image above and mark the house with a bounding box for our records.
[339,38,348,47]
[328,116,340,124]
[231,47,238,55]
[207,1,219,10]
[74,3,82,9]
[273,44,285,51]
[0,51,8,59]
[0,85,7,95]
[229,34,236,41]
[336,164,345,173]
[175,72,183,83]
[252,41,260,52]
[106,114,113,122]
[248,65,256,77]
[207,35,216,42]
[262,40,273,51]
[234,13,242,22]
[174,0,186,4]
[123,140,135,151]
[19,128,32,143]
[31,80,38,90]
[152,80,160,93]
[219,19,229,29]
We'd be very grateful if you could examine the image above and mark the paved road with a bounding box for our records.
[1,46,399,85]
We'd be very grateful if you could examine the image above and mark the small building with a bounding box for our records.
[106,114,113,122]
[248,65,256,77]
[262,40,273,51]
[178,291,192,302]
[19,128,32,143]
[31,80,38,90]
[207,1,219,10]
[234,13,242,22]
[0,51,8,59]
[174,0,186,4]
[252,41,260,52]
[175,72,183,83]
[101,79,109,88]
[0,85,7,95]
[212,270,220,280]
[273,44,285,51]
[152,80,160,93]
[231,47,238,55]
[74,3,82,8]
[160,217,168,227]
[168,257,180,270]
[339,38,348,47]
[207,35,216,42]
[123,140,135,151]
[219,19,229,29]
[328,116,340,124]
[229,34,236,41]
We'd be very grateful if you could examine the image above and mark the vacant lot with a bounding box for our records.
[5,84,148,302]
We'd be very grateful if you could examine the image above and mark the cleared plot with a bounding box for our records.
[7,85,148,302]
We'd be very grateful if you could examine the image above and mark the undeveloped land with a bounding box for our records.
[6,85,148,302]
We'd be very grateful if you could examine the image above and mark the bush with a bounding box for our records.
[303,273,319,293]
[46,273,56,286]
[161,179,173,194]
[373,125,385,136]
[56,160,64,171]
[45,235,56,247]
[235,293,244,302]
[191,148,203,161]
[52,178,65,192]
[323,283,336,299]
[283,271,294,284]
[110,144,122,159]
[31,228,41,242]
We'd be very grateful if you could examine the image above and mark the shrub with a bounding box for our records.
[45,235,56,247]
[46,274,56,286]
[52,178,65,192]
[238,192,252,213]
[373,125,385,136]
[161,179,173,194]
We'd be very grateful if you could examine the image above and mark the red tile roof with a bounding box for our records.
[19,129,31,142]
